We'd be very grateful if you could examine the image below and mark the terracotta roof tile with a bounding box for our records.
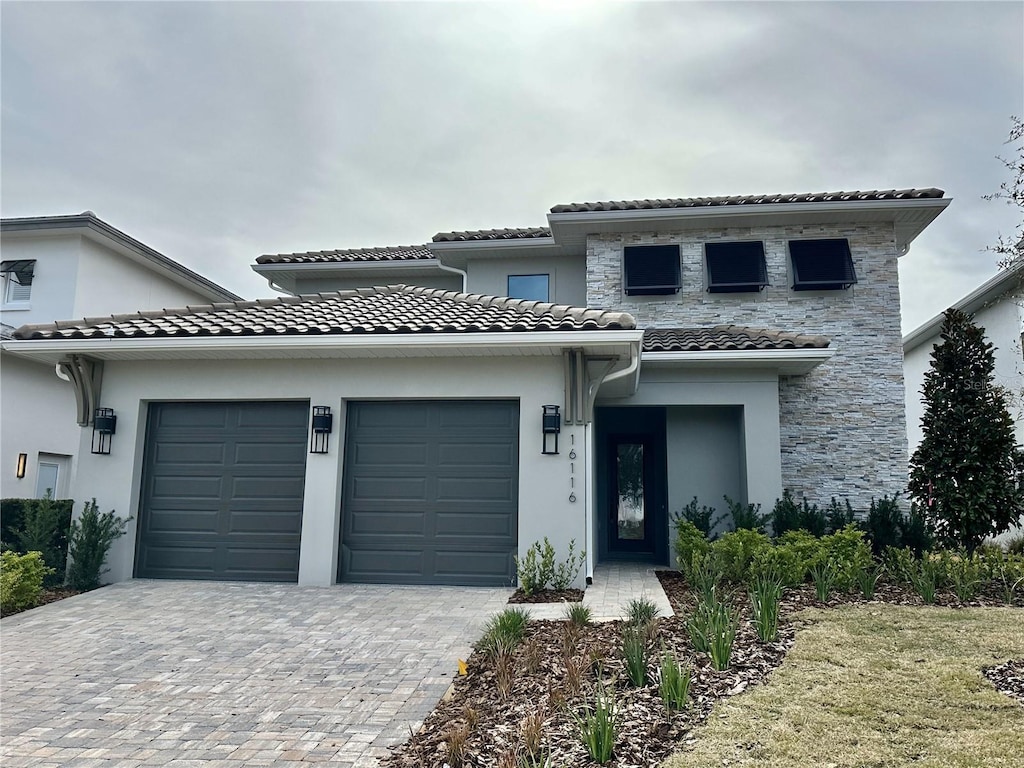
[643,326,830,352]
[256,245,433,265]
[431,227,552,243]
[551,188,944,214]
[13,285,636,341]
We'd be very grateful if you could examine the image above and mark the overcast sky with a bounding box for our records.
[2,1,1021,333]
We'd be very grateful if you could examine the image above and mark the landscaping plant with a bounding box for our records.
[684,550,722,599]
[658,648,692,710]
[882,546,918,585]
[623,595,659,626]
[909,308,1024,552]
[723,495,770,534]
[712,528,773,583]
[11,492,73,587]
[477,607,531,654]
[674,497,724,538]
[65,500,130,591]
[550,538,586,590]
[706,599,740,671]
[910,557,941,604]
[564,601,591,626]
[516,537,586,593]
[749,572,783,642]
[0,550,53,614]
[855,564,883,600]
[572,682,617,764]
[443,722,471,767]
[810,560,839,602]
[825,497,856,534]
[621,626,649,686]
[770,489,826,537]
[673,519,711,577]
[947,549,983,602]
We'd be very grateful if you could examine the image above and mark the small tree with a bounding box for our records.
[909,309,1024,551]
[985,115,1023,269]
[66,500,130,591]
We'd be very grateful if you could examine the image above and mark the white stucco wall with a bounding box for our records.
[0,236,81,329]
[0,354,81,501]
[466,254,587,306]
[69,354,586,587]
[292,274,463,295]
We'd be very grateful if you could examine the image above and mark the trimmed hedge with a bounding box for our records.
[1,497,74,586]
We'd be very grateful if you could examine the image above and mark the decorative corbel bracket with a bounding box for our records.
[57,355,104,427]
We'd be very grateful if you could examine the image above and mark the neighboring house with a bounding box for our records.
[5,189,949,588]
[903,261,1024,540]
[0,212,242,505]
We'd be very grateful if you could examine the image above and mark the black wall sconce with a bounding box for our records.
[91,407,117,455]
[542,404,561,455]
[310,406,333,454]
[16,453,27,479]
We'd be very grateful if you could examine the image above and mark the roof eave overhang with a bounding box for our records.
[1,215,242,302]
[641,347,835,375]
[252,258,448,279]
[547,198,951,255]
[426,238,572,265]
[1,330,644,365]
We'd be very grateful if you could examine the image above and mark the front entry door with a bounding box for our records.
[607,433,667,559]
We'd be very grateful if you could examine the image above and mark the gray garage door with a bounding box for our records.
[340,400,519,586]
[135,402,308,582]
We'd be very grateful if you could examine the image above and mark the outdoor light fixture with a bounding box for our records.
[16,453,27,479]
[91,407,117,455]
[542,404,561,455]
[310,406,333,454]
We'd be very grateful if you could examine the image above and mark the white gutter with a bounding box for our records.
[641,347,834,375]
[602,341,640,389]
[434,261,468,291]
[3,330,645,361]
[253,260,445,274]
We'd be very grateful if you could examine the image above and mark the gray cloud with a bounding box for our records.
[2,1,1020,332]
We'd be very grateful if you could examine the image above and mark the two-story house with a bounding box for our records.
[0,212,241,503]
[5,189,949,587]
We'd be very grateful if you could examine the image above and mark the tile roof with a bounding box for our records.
[13,285,636,341]
[255,245,434,265]
[550,188,944,214]
[432,227,552,242]
[643,326,830,353]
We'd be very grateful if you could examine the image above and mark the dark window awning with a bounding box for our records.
[789,239,857,291]
[0,260,35,286]
[706,241,769,293]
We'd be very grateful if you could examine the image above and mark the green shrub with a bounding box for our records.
[673,497,725,538]
[551,539,586,590]
[825,497,856,534]
[0,551,53,614]
[946,549,983,602]
[773,529,826,584]
[910,557,941,604]
[673,519,711,577]
[750,545,805,588]
[65,500,130,591]
[686,551,723,599]
[723,495,769,534]
[565,602,591,626]
[771,490,826,538]
[818,526,874,590]
[882,545,918,585]
[712,528,772,583]
[658,649,691,710]
[855,564,883,599]
[1007,534,1024,555]
[861,495,904,555]
[623,596,659,626]
[810,560,839,602]
[10,493,73,587]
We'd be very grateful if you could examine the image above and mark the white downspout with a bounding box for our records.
[435,262,468,292]
[601,341,640,387]
[264,277,290,295]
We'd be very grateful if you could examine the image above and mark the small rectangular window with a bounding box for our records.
[507,274,549,302]
[705,241,769,293]
[1,259,34,304]
[789,239,857,291]
[623,245,681,296]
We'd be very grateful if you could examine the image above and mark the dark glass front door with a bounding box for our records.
[607,432,666,558]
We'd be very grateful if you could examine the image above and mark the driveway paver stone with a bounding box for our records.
[1,580,511,767]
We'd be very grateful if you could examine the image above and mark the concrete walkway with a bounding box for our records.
[527,561,675,621]
[0,580,511,768]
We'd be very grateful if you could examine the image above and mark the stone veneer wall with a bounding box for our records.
[587,223,907,509]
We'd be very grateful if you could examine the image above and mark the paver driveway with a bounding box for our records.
[1,580,511,767]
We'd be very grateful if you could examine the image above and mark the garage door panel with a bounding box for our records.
[137,402,307,582]
[437,441,515,467]
[348,510,426,536]
[341,400,518,586]
[152,475,223,499]
[434,511,515,538]
[436,476,515,502]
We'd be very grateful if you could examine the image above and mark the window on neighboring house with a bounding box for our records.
[789,239,857,291]
[508,274,550,302]
[705,241,769,293]
[623,245,681,296]
[1,259,35,304]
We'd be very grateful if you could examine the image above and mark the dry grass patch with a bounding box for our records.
[662,604,1023,768]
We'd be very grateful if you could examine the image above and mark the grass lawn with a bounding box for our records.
[662,603,1023,768]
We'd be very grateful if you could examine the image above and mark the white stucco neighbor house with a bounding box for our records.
[903,260,1024,541]
[4,189,950,588]
[0,212,242,504]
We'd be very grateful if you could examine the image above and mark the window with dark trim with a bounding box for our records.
[507,274,549,302]
[789,239,857,291]
[0,259,34,304]
[705,241,769,293]
[623,245,681,296]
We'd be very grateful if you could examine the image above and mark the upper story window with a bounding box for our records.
[508,274,550,302]
[623,244,681,296]
[1,260,35,305]
[789,239,857,291]
[705,241,769,293]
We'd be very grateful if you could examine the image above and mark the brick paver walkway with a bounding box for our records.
[0,580,511,767]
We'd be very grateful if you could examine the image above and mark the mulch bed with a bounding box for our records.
[383,570,1023,767]
[508,588,585,604]
[0,586,84,618]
